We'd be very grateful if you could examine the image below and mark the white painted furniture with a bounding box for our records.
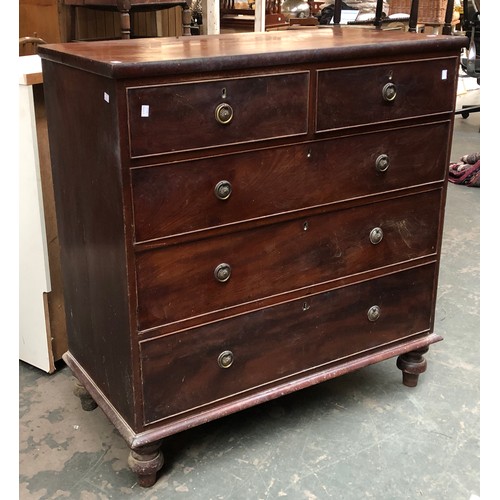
[19,55,55,373]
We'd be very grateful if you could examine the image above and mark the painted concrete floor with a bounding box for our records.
[19,111,480,500]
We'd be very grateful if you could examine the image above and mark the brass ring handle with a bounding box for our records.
[369,227,384,245]
[367,305,381,322]
[375,154,390,173]
[218,350,234,368]
[382,82,397,102]
[214,263,232,283]
[214,180,232,200]
[215,103,234,124]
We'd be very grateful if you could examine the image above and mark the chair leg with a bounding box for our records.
[374,0,383,28]
[442,0,455,34]
[333,0,342,25]
[409,0,419,32]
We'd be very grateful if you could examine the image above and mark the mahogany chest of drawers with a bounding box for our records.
[39,29,466,486]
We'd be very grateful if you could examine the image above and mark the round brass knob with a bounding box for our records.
[369,227,384,245]
[214,180,232,200]
[367,305,381,322]
[215,103,234,125]
[218,350,234,368]
[382,82,397,102]
[375,154,390,173]
[214,263,232,282]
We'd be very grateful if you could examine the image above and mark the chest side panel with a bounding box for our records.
[42,61,136,426]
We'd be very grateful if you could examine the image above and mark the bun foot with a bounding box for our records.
[73,380,98,411]
[128,442,164,487]
[397,346,429,387]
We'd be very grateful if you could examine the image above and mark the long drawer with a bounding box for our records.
[127,71,309,158]
[140,263,436,424]
[316,57,457,132]
[132,121,450,242]
[135,189,441,330]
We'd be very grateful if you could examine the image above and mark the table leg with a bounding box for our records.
[182,4,192,36]
[118,9,132,38]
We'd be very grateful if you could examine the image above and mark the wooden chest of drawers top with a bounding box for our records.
[39,29,466,78]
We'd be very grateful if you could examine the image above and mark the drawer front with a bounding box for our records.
[316,57,457,132]
[136,189,441,330]
[127,72,309,157]
[140,264,436,423]
[132,121,449,242]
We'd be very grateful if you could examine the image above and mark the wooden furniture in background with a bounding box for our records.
[19,0,186,47]
[39,28,466,486]
[64,5,184,40]
[19,36,47,57]
[64,0,193,40]
[388,0,457,34]
[389,0,449,23]
[220,0,287,32]
[19,0,65,46]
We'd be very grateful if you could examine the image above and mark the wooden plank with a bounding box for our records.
[33,83,69,363]
[160,7,183,37]
[19,0,63,43]
[95,6,107,35]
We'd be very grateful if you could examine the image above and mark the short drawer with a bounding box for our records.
[132,121,450,242]
[127,72,309,157]
[140,263,436,423]
[135,189,441,330]
[316,57,458,132]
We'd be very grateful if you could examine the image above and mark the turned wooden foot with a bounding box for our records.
[182,6,193,36]
[396,346,429,387]
[128,442,164,487]
[73,380,98,411]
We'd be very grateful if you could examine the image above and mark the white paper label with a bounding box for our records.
[141,105,150,118]
[441,69,448,80]
[103,92,110,103]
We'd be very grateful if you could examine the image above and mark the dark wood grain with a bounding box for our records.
[40,29,465,486]
[64,0,189,40]
[316,57,458,131]
[42,60,136,426]
[38,29,467,79]
[140,263,436,423]
[136,189,441,330]
[127,72,309,157]
[131,121,450,242]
